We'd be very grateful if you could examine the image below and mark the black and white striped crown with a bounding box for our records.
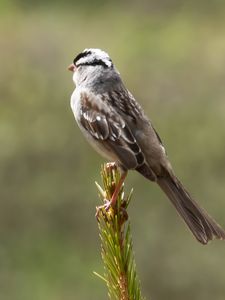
[73,48,113,68]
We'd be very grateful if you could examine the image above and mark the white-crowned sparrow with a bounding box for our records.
[68,48,225,244]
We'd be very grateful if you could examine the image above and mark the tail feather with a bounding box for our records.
[157,175,225,244]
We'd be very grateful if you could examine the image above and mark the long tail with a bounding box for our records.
[157,174,225,244]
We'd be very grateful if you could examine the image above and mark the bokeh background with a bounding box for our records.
[1,1,225,299]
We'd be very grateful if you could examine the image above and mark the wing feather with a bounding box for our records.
[79,91,155,179]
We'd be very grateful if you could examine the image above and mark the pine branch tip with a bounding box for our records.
[95,163,145,300]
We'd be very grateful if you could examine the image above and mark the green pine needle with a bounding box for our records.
[94,163,145,300]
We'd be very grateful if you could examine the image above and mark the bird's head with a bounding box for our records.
[68,48,114,87]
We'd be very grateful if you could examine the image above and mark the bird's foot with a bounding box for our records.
[95,199,112,221]
[105,162,116,172]
[95,198,128,225]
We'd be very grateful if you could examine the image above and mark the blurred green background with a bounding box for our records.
[1,1,225,299]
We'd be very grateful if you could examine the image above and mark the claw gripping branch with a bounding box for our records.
[95,164,145,300]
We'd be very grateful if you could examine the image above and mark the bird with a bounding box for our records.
[68,48,225,244]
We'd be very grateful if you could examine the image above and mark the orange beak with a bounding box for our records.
[68,63,76,72]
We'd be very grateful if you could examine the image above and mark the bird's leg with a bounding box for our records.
[105,162,127,208]
[95,164,127,219]
[110,171,127,207]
